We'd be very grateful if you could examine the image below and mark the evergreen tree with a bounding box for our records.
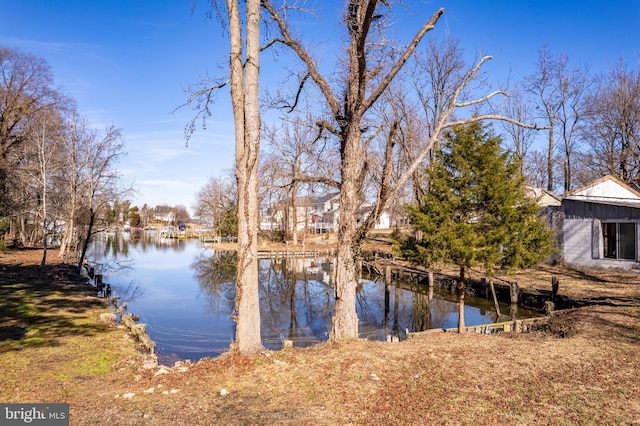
[402,122,554,332]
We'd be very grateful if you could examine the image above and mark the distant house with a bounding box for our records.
[561,175,640,270]
[260,192,341,234]
[308,193,340,233]
[526,186,562,210]
[259,192,390,234]
[259,206,281,231]
[154,210,175,224]
[356,206,391,230]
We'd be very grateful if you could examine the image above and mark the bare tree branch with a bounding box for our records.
[285,72,310,113]
[357,120,397,239]
[316,119,340,137]
[362,7,444,113]
[261,0,341,117]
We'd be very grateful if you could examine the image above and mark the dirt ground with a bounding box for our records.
[1,246,639,425]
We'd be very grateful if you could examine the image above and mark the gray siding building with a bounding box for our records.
[561,175,640,270]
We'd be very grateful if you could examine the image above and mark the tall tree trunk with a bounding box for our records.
[59,216,75,262]
[331,126,362,340]
[77,209,95,273]
[457,265,466,333]
[40,218,47,266]
[291,179,298,245]
[40,172,48,266]
[228,0,263,354]
[0,162,7,243]
[19,215,27,246]
[41,234,48,265]
[564,151,571,192]
[59,184,77,262]
[547,121,554,191]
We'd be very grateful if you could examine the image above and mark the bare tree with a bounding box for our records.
[582,59,640,186]
[74,125,126,270]
[58,113,89,261]
[381,37,469,207]
[412,37,468,139]
[27,114,64,264]
[12,113,61,252]
[263,2,540,339]
[558,63,592,192]
[227,0,263,354]
[526,44,591,192]
[376,82,430,207]
[184,0,264,354]
[526,45,561,192]
[523,149,549,189]
[261,1,446,339]
[0,46,66,241]
[261,114,337,243]
[194,173,238,236]
[501,84,536,177]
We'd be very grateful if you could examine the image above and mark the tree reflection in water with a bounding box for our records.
[191,251,236,317]
[86,231,141,303]
[87,233,539,361]
[192,255,335,349]
[190,254,488,348]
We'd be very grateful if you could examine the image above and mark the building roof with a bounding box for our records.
[562,175,640,208]
[312,192,340,204]
[525,187,561,207]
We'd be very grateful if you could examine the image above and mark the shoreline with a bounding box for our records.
[2,246,639,424]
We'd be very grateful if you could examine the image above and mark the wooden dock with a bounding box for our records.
[257,250,331,259]
[406,315,551,339]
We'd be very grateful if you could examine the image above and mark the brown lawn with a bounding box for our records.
[1,246,639,425]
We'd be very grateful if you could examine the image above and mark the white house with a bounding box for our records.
[153,211,175,224]
[308,193,340,233]
[561,175,640,270]
[356,206,391,230]
[260,193,341,233]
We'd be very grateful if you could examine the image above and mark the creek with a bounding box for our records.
[86,230,537,364]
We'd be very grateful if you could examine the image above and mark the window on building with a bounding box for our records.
[603,222,636,260]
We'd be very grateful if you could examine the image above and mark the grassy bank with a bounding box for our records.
[0,250,143,407]
[1,247,639,424]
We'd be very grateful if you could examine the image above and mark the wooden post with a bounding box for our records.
[510,281,519,304]
[551,276,560,302]
[95,274,103,290]
[510,303,518,320]
[544,300,555,316]
[428,271,434,301]
[489,279,501,317]
[384,266,392,285]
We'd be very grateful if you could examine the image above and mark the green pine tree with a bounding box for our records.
[402,122,554,332]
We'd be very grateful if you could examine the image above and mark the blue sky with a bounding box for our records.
[1,1,638,213]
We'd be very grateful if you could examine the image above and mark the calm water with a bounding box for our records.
[87,230,535,364]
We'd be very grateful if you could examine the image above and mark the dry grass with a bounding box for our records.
[1,247,640,425]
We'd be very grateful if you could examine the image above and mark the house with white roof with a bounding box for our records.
[259,192,392,234]
[561,175,640,270]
